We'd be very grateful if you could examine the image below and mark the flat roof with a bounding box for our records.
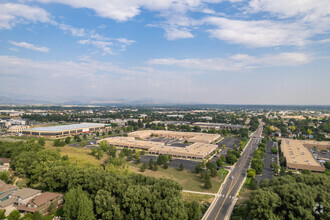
[26,123,104,132]
[281,139,325,172]
[128,130,220,143]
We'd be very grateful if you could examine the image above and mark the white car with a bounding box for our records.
[230,175,234,180]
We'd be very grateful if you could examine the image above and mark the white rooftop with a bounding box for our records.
[28,123,104,132]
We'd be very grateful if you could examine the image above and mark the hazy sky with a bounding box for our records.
[1,0,330,104]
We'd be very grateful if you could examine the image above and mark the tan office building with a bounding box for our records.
[281,139,325,172]
[99,130,219,159]
[128,130,220,144]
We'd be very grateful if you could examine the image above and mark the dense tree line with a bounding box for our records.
[0,140,202,220]
[232,174,330,220]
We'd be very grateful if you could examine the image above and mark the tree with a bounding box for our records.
[153,164,158,171]
[94,190,122,220]
[204,176,212,189]
[83,134,87,139]
[63,187,95,220]
[195,163,203,174]
[249,178,258,190]
[7,210,20,220]
[0,210,5,220]
[324,162,330,169]
[251,159,264,174]
[210,168,218,177]
[226,154,238,165]
[163,163,168,169]
[96,132,99,137]
[270,163,279,174]
[157,154,168,165]
[0,171,9,183]
[65,137,71,144]
[179,163,184,171]
[38,137,45,146]
[216,158,223,167]
[148,158,154,170]
[140,163,147,172]
[185,201,202,220]
[271,147,277,154]
[247,169,256,178]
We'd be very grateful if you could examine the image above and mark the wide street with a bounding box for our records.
[203,123,264,220]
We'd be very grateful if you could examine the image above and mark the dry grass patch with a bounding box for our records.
[128,162,224,193]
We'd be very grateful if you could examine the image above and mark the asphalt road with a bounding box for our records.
[204,124,263,220]
[256,141,275,183]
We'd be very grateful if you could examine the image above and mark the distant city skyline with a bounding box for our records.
[1,0,330,105]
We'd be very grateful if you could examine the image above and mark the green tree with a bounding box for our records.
[251,159,264,174]
[148,158,154,170]
[226,154,237,165]
[65,137,71,144]
[140,163,147,172]
[37,137,45,146]
[179,163,184,171]
[83,134,87,139]
[0,210,5,220]
[185,201,202,220]
[96,132,99,137]
[94,190,122,220]
[271,147,277,154]
[157,154,168,165]
[216,158,223,167]
[7,210,20,220]
[204,177,212,189]
[247,169,256,178]
[195,163,203,174]
[63,187,95,220]
[0,171,10,183]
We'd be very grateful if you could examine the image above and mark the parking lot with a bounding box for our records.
[255,141,276,183]
[147,137,187,147]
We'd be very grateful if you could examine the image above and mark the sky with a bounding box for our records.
[0,0,330,105]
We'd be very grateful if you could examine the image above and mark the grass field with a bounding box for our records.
[45,141,102,167]
[181,192,214,204]
[127,162,225,193]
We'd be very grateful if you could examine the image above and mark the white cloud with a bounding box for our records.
[78,39,113,55]
[55,23,85,37]
[148,52,311,71]
[0,3,50,29]
[33,0,222,40]
[164,27,194,40]
[0,55,201,103]
[9,41,49,52]
[204,17,310,47]
[247,0,330,22]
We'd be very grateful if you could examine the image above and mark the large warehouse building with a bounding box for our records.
[281,139,325,172]
[98,130,220,159]
[128,130,220,144]
[22,123,109,138]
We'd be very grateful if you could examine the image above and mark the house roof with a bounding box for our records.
[0,198,17,207]
[16,204,37,213]
[0,180,17,194]
[11,188,41,200]
[0,158,10,164]
[29,192,62,206]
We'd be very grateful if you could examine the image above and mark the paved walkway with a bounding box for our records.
[182,190,218,196]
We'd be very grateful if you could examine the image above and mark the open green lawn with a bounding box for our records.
[128,162,225,193]
[242,177,252,190]
[45,141,103,167]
